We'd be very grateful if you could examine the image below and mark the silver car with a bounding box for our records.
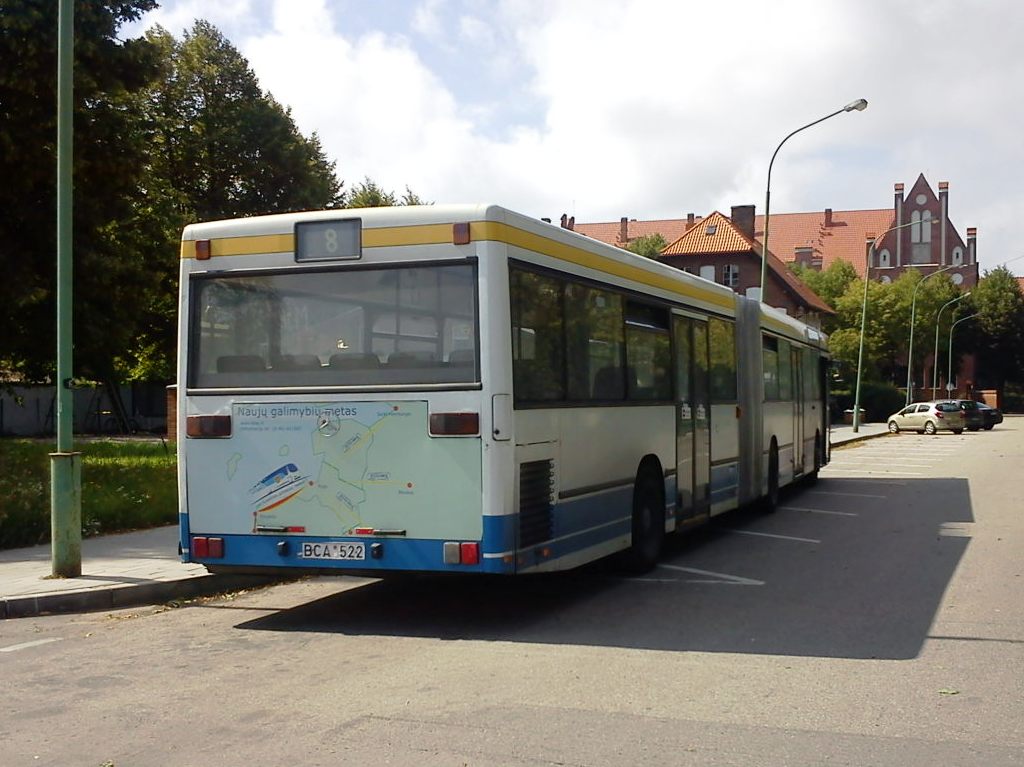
[887,401,966,435]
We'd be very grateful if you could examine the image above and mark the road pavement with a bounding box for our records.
[0,420,891,619]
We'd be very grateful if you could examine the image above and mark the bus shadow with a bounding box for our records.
[236,476,972,660]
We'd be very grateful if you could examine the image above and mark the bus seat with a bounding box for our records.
[447,348,476,366]
[329,352,381,369]
[216,355,265,373]
[271,354,322,370]
[387,351,437,368]
[593,366,625,399]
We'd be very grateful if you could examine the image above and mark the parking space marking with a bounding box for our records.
[779,506,859,517]
[823,467,923,476]
[728,529,821,544]
[658,564,765,585]
[0,638,62,654]
[807,490,885,498]
[819,477,908,485]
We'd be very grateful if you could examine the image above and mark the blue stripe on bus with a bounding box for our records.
[185,532,515,574]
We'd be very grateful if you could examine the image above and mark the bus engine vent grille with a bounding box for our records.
[519,459,554,547]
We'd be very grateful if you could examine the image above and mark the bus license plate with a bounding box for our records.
[299,542,366,561]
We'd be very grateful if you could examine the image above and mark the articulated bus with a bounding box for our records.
[177,204,829,576]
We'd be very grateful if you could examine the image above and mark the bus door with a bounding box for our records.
[673,315,711,523]
[793,347,804,474]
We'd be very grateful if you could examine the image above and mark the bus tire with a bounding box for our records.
[764,440,780,512]
[806,432,821,484]
[622,467,665,573]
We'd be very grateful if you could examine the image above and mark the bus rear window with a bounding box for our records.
[188,263,478,389]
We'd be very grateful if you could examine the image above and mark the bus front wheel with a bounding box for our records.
[621,468,664,573]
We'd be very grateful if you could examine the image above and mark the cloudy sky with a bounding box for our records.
[127,0,1024,275]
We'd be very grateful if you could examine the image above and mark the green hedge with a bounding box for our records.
[0,439,177,550]
[830,382,906,424]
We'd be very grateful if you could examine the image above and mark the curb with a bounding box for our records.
[0,573,278,620]
[830,430,892,448]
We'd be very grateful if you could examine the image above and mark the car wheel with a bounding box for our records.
[984,425,994,430]
[968,427,979,432]
[924,421,937,435]
[953,428,964,435]
[888,420,900,433]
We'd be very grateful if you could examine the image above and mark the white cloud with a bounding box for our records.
[136,0,1024,271]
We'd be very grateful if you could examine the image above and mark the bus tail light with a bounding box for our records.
[429,412,479,436]
[460,542,479,565]
[186,415,232,438]
[192,536,224,559]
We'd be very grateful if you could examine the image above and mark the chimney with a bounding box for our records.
[824,208,833,227]
[730,204,756,240]
[894,183,905,267]
[686,213,695,231]
[567,216,574,231]
[967,227,977,265]
[619,217,629,244]
[560,213,568,229]
[938,182,949,265]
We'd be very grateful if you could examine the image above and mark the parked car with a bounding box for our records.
[952,399,985,431]
[887,401,966,435]
[976,402,1004,430]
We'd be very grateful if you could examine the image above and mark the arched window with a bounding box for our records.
[910,210,922,243]
[921,210,932,243]
[880,275,892,284]
[878,249,891,268]
[952,246,963,265]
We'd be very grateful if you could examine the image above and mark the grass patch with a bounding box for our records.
[0,439,177,550]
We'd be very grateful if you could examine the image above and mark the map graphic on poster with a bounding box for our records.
[200,401,480,539]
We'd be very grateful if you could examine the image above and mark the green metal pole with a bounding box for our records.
[51,0,81,578]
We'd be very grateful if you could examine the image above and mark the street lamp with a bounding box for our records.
[851,217,937,431]
[905,263,959,405]
[759,98,868,304]
[948,313,979,397]
[932,291,971,398]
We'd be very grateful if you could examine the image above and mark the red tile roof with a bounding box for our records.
[577,208,896,280]
[755,209,895,278]
[573,217,698,248]
[660,211,834,314]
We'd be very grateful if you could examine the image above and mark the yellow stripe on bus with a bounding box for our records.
[180,220,733,310]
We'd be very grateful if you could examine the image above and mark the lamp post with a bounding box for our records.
[948,313,979,397]
[759,98,868,304]
[851,217,936,431]
[932,291,970,398]
[905,263,958,406]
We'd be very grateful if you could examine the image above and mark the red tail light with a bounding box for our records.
[186,415,232,438]
[935,412,944,419]
[192,536,209,558]
[429,412,479,436]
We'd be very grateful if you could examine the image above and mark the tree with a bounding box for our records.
[128,21,346,380]
[0,0,163,383]
[790,261,856,333]
[624,233,667,260]
[345,177,429,208]
[963,267,1024,391]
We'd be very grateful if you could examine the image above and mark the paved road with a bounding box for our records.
[2,420,1021,765]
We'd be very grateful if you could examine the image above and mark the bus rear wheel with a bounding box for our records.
[764,441,780,512]
[621,469,664,573]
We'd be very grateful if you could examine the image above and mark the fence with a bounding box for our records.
[0,382,169,436]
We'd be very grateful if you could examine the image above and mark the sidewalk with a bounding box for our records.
[0,526,274,619]
[1,422,889,620]
[829,420,892,446]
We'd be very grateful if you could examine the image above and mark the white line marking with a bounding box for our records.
[0,638,63,653]
[807,490,886,498]
[728,529,821,544]
[820,477,908,484]
[658,564,765,585]
[780,506,859,517]
[823,468,924,476]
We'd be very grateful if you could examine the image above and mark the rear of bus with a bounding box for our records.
[177,206,514,576]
